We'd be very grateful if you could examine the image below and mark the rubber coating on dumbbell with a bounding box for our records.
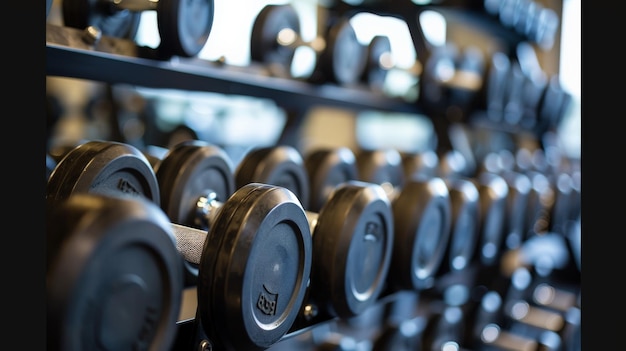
[362,35,392,91]
[440,177,480,274]
[235,145,310,209]
[311,180,394,318]
[389,177,451,291]
[46,194,182,351]
[154,140,235,227]
[304,147,358,212]
[197,183,312,350]
[46,140,160,208]
[250,4,301,68]
[157,0,214,57]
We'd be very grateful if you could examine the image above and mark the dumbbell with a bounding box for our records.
[47,193,183,351]
[61,0,214,58]
[481,271,577,351]
[404,149,481,278]
[237,146,395,319]
[476,151,534,252]
[250,4,367,85]
[250,4,324,78]
[364,35,486,113]
[47,140,315,350]
[306,147,452,291]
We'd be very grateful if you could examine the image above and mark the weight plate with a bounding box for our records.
[250,4,301,67]
[304,147,358,212]
[46,141,160,208]
[62,0,141,39]
[389,177,451,291]
[324,19,367,85]
[157,0,214,57]
[154,140,235,228]
[363,35,392,91]
[442,177,480,273]
[198,183,312,350]
[312,180,393,318]
[356,149,405,190]
[474,172,509,266]
[235,145,310,209]
[46,194,182,351]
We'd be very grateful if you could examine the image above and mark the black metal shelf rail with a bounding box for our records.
[46,23,421,116]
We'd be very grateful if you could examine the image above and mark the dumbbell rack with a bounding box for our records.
[46,1,578,350]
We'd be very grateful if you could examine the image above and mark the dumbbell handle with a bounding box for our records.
[177,195,349,266]
[107,0,158,12]
[172,223,207,265]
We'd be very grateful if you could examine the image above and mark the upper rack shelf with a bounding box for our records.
[46,23,421,115]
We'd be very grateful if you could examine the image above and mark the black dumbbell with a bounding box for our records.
[159,142,396,322]
[235,145,397,319]
[250,4,367,86]
[477,151,534,252]
[46,140,315,350]
[62,0,214,58]
[306,147,452,291]
[46,193,183,351]
[250,4,324,78]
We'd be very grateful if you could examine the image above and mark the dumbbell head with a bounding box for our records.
[474,172,509,267]
[156,0,215,57]
[389,177,452,291]
[315,17,367,86]
[63,0,214,58]
[362,35,393,91]
[498,170,532,251]
[153,140,235,228]
[46,140,160,209]
[311,180,394,318]
[197,183,313,350]
[250,4,301,70]
[440,177,480,274]
[304,147,358,212]
[235,145,310,208]
[47,193,183,351]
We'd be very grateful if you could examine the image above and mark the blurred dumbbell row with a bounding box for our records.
[46,138,579,350]
[49,0,569,136]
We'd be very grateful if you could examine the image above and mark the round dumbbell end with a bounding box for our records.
[313,181,393,318]
[235,145,310,208]
[46,194,182,351]
[198,183,312,350]
[157,0,214,57]
[305,147,358,212]
[46,141,160,207]
[391,177,451,290]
